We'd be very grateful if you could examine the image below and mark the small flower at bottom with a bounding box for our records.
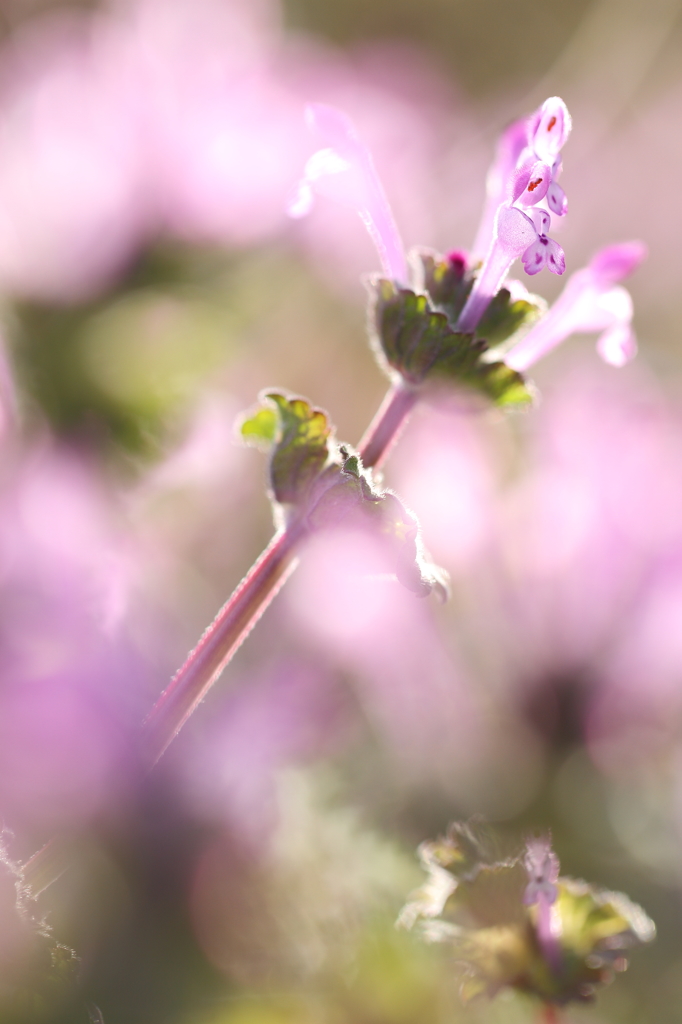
[398,821,655,1008]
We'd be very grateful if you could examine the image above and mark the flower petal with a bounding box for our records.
[529,208,551,235]
[496,204,538,257]
[515,160,552,207]
[521,238,548,276]
[588,241,648,286]
[597,321,638,366]
[287,180,314,219]
[547,179,568,216]
[546,237,566,275]
[531,97,572,163]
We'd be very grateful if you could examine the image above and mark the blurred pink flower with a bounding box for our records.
[176,661,347,843]
[0,442,147,829]
[289,102,408,282]
[285,525,484,788]
[506,241,647,370]
[0,12,150,300]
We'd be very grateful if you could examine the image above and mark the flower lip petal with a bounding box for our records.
[521,237,548,276]
[496,204,538,256]
[531,96,572,163]
[597,321,638,366]
[546,237,566,275]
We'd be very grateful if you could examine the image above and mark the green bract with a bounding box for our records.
[368,252,544,406]
[398,822,655,1008]
[240,392,448,599]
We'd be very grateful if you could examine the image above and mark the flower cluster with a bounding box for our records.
[291,96,644,372]
[457,99,571,332]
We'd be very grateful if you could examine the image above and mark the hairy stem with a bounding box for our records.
[144,380,417,763]
[143,523,304,764]
[358,380,418,469]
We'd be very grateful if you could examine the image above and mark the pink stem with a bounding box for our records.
[357,381,418,470]
[143,523,304,764]
[457,238,513,334]
[145,382,418,763]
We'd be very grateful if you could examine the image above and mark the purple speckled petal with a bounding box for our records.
[546,237,566,275]
[521,237,548,276]
[547,179,568,217]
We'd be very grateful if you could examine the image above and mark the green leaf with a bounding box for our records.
[370,279,533,407]
[418,251,473,327]
[475,286,545,348]
[239,392,449,600]
[240,406,279,449]
[239,391,334,506]
[417,251,545,347]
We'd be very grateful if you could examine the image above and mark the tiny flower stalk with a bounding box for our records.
[523,836,561,974]
[143,525,304,764]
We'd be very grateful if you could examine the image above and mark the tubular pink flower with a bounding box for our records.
[472,115,530,260]
[458,204,565,332]
[505,241,647,371]
[463,97,571,332]
[288,103,408,284]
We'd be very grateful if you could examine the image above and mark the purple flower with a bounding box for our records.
[505,241,647,370]
[289,103,408,284]
[471,115,531,260]
[459,97,571,333]
[458,204,566,332]
[521,209,566,276]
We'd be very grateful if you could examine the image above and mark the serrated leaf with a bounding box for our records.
[240,406,279,449]
[240,392,333,506]
[371,279,533,407]
[475,287,544,347]
[265,393,332,506]
[238,395,448,600]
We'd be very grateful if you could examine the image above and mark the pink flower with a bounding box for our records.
[289,103,408,283]
[458,97,571,333]
[505,241,647,371]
